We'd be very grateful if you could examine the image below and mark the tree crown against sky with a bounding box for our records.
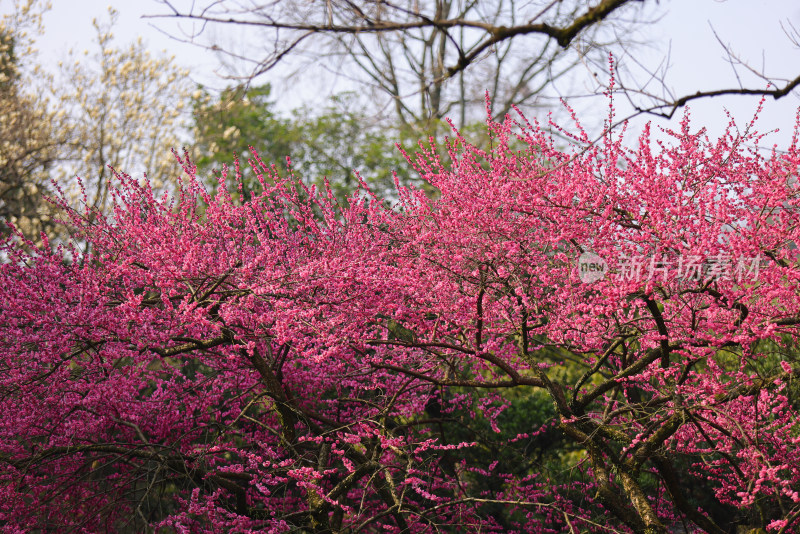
[154,0,652,131]
[150,0,800,134]
[5,0,799,241]
[2,94,800,532]
[0,1,193,244]
[0,0,63,241]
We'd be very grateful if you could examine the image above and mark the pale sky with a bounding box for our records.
[13,0,800,147]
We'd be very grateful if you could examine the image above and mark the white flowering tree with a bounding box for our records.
[0,0,65,240]
[53,8,192,217]
[0,1,193,242]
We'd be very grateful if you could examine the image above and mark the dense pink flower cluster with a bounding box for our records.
[2,97,800,533]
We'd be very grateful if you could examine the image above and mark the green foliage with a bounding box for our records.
[191,84,453,203]
[289,92,420,202]
[191,84,298,191]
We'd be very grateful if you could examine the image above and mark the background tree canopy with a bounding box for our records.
[191,85,420,201]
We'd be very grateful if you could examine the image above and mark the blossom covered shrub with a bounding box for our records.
[2,97,800,533]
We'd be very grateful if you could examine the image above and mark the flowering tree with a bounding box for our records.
[2,95,800,533]
[0,0,68,241]
[51,7,191,216]
[0,1,191,244]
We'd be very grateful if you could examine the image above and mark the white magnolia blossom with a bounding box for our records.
[1,1,194,242]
